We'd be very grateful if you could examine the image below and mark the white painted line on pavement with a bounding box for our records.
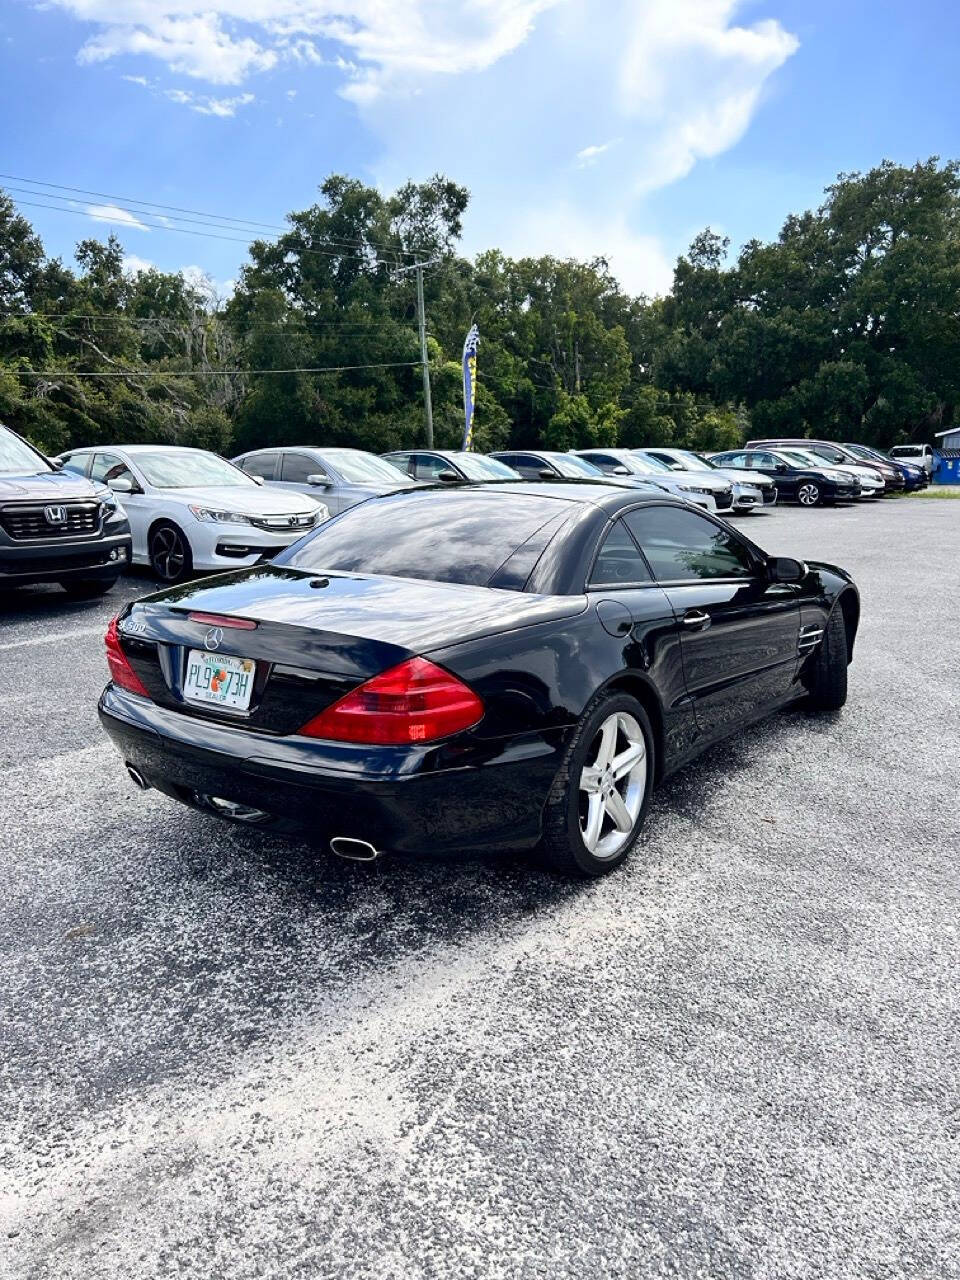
[0,625,105,652]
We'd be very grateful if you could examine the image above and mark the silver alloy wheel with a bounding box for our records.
[797,483,821,506]
[578,711,647,859]
[151,526,186,580]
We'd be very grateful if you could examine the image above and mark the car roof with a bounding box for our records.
[403,479,688,511]
[69,444,214,455]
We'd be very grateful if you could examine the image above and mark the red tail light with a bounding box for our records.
[105,616,151,698]
[298,657,483,745]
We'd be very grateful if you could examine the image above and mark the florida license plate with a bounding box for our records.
[184,650,255,710]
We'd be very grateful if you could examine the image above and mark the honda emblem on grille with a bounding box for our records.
[44,505,67,525]
[205,627,224,651]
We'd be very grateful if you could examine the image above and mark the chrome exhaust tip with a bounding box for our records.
[330,837,380,863]
[125,763,150,791]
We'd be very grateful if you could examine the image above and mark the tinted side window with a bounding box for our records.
[415,455,454,480]
[507,453,549,478]
[625,507,756,582]
[59,452,89,476]
[242,452,278,481]
[589,520,652,586]
[718,453,747,468]
[751,453,779,469]
[385,453,415,478]
[91,453,135,485]
[282,452,325,483]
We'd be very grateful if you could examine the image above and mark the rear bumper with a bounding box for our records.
[0,531,132,583]
[99,686,568,858]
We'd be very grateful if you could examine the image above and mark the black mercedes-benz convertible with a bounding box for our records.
[99,482,859,877]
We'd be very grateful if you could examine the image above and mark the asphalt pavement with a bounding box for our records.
[2,499,959,1280]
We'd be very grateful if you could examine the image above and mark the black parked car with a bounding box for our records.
[0,422,132,596]
[710,448,860,506]
[100,482,859,878]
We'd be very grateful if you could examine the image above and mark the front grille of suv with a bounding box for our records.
[0,501,102,541]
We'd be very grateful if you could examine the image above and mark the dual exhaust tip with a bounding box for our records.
[124,764,380,862]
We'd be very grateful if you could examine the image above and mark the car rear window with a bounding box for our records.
[276,490,573,588]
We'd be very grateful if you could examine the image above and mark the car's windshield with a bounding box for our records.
[671,450,717,471]
[134,450,257,489]
[277,491,570,588]
[631,453,672,473]
[781,449,828,468]
[455,454,519,480]
[0,428,52,476]
[320,450,410,484]
[549,454,603,478]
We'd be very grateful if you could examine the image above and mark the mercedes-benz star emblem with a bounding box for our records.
[205,627,224,651]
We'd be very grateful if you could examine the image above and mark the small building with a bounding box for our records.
[935,426,960,450]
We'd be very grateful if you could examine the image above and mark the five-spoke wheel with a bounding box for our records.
[149,522,193,584]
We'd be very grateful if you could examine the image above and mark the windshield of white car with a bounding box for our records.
[319,450,410,484]
[780,450,828,468]
[0,429,52,475]
[550,455,603,477]
[671,450,719,471]
[134,451,257,488]
[631,453,673,473]
[455,454,519,480]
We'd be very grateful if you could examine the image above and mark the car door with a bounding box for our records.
[586,516,697,762]
[276,450,342,512]
[90,451,150,559]
[624,504,801,740]
[746,451,798,499]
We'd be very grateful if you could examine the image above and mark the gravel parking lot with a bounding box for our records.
[2,499,959,1280]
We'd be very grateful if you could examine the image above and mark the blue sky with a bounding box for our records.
[1,0,958,298]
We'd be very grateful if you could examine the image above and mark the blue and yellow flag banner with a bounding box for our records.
[461,324,480,451]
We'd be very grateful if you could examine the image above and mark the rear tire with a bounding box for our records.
[539,691,655,878]
[149,521,193,584]
[806,607,848,710]
[59,576,119,599]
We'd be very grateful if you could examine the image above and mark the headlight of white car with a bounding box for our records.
[189,505,254,525]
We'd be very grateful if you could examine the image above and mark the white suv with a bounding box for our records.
[57,445,328,583]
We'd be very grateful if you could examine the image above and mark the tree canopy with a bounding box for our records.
[1,158,957,459]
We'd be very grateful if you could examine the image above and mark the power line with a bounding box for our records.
[8,195,404,268]
[15,360,423,378]
[0,174,420,259]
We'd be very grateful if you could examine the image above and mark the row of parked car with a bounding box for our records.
[0,419,929,596]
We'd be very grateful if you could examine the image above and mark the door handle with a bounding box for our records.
[681,609,711,630]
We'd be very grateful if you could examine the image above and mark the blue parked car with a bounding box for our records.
[842,444,928,490]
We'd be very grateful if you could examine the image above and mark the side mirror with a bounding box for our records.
[438,469,461,484]
[307,473,331,487]
[539,468,556,480]
[670,462,685,470]
[767,556,805,584]
[612,465,631,476]
[774,463,788,473]
[108,476,136,494]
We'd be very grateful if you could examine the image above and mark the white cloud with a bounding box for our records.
[50,1,798,296]
[183,265,236,302]
[86,204,150,232]
[122,253,155,275]
[576,139,620,168]
[164,88,255,116]
[48,1,558,87]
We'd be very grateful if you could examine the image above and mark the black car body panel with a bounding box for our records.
[0,424,132,584]
[98,484,860,858]
[711,449,860,502]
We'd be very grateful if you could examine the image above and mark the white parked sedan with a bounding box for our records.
[56,445,328,583]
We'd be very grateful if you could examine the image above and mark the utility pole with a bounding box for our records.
[394,258,440,448]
